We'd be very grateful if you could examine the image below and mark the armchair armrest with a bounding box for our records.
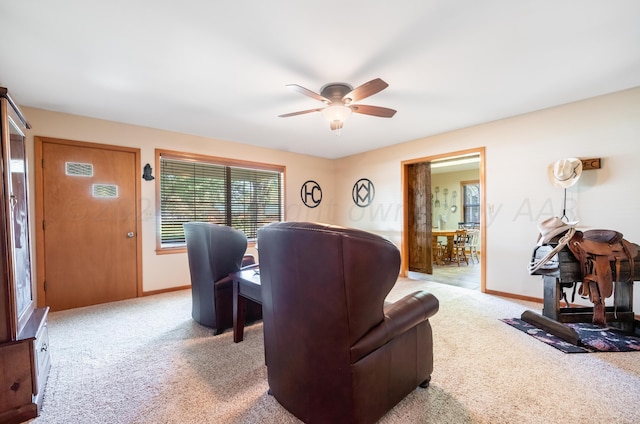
[350,291,439,363]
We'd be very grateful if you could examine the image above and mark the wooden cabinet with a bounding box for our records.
[0,87,50,423]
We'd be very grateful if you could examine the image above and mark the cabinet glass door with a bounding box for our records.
[6,111,33,337]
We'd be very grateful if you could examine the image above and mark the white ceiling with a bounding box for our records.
[2,1,639,159]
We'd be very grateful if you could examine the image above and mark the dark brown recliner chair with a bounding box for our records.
[257,222,439,424]
[183,222,262,334]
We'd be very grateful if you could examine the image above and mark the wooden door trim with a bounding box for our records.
[34,136,143,307]
[400,147,486,292]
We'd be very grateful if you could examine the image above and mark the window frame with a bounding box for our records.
[155,149,286,254]
[460,179,480,226]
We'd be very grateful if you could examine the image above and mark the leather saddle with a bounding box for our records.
[567,229,637,326]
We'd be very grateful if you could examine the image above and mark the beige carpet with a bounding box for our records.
[33,278,640,424]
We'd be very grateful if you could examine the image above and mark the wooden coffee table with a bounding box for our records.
[231,268,262,343]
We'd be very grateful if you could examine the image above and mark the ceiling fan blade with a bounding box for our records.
[286,84,331,103]
[278,108,324,118]
[343,78,388,103]
[350,104,397,118]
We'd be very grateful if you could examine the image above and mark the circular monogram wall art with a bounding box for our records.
[300,180,322,208]
[352,178,375,208]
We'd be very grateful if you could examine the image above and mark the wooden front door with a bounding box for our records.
[407,162,433,273]
[35,137,141,311]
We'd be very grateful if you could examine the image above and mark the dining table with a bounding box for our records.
[432,229,457,263]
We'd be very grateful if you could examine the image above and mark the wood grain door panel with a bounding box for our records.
[40,141,139,311]
[408,162,432,273]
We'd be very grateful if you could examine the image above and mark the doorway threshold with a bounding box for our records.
[408,264,480,290]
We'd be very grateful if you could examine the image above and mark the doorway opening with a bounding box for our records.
[401,147,485,291]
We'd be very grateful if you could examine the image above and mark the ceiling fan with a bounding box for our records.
[278,78,396,134]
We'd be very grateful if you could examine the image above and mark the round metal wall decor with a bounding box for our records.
[352,178,375,208]
[300,180,322,208]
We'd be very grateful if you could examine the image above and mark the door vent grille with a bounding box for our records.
[92,184,118,198]
[66,162,93,177]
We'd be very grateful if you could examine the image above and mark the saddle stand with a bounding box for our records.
[523,230,640,346]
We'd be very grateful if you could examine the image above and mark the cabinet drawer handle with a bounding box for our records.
[41,343,48,352]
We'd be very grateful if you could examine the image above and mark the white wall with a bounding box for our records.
[21,86,640,312]
[22,109,336,293]
[333,87,640,311]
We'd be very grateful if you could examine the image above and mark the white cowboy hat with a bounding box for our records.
[548,158,583,188]
[536,216,578,245]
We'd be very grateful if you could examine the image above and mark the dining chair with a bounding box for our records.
[452,229,469,266]
[466,229,480,264]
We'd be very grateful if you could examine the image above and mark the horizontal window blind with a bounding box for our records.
[159,154,283,246]
[230,167,283,238]
[462,183,480,223]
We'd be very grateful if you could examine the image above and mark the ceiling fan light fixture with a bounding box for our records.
[322,104,352,135]
[280,78,394,135]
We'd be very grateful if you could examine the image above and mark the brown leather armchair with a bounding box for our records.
[183,222,261,334]
[257,222,439,424]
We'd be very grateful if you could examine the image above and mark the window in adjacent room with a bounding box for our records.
[461,180,480,225]
[156,150,285,252]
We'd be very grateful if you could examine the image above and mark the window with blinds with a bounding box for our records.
[158,151,284,248]
[462,181,480,224]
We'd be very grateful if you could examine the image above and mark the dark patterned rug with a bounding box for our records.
[501,318,640,353]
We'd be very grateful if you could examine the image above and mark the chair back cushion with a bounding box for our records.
[258,222,400,345]
[184,222,248,283]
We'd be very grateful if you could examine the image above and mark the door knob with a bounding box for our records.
[127,232,135,238]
